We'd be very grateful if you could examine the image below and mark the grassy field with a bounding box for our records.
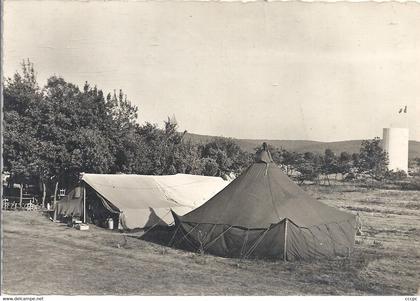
[2,185,420,295]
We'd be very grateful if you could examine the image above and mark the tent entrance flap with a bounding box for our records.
[94,191,120,214]
[54,185,84,217]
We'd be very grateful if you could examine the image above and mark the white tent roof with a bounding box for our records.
[82,173,228,229]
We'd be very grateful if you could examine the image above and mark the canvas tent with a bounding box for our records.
[172,145,356,260]
[55,173,228,229]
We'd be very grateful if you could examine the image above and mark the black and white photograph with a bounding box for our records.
[1,0,420,298]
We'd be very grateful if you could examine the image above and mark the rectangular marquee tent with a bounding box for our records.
[55,173,229,229]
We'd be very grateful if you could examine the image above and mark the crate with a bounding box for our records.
[75,223,89,231]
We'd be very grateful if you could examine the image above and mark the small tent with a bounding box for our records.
[172,145,356,260]
[55,173,228,229]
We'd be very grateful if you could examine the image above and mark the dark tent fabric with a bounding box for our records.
[173,148,356,260]
[55,186,84,217]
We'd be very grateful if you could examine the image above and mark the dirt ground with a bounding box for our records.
[2,185,420,295]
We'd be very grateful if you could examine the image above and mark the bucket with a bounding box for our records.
[107,218,114,230]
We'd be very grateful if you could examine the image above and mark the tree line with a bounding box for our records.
[4,61,251,196]
[260,138,397,185]
[4,60,402,200]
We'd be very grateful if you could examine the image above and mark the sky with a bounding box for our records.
[4,1,420,142]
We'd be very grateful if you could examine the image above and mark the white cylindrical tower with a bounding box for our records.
[382,128,409,173]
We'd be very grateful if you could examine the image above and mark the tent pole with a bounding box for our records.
[284,218,288,262]
[53,181,58,220]
[19,183,23,209]
[83,182,86,224]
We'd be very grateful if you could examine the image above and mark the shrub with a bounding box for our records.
[400,177,420,191]
[385,170,407,181]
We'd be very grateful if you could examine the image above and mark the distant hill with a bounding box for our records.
[184,132,420,159]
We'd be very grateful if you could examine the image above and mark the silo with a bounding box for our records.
[382,128,409,173]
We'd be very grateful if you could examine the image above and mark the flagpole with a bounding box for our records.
[83,182,86,224]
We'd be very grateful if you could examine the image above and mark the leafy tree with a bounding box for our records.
[106,89,138,130]
[201,158,219,177]
[4,62,140,196]
[172,140,204,175]
[4,60,254,202]
[281,150,303,176]
[337,151,353,180]
[200,137,251,179]
[384,170,407,181]
[357,137,389,180]
[3,59,44,184]
[68,128,114,173]
[135,118,192,175]
[322,149,339,185]
[40,77,117,180]
[105,89,141,173]
[136,122,168,175]
[296,152,322,184]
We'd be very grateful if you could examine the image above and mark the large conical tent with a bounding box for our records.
[172,144,356,260]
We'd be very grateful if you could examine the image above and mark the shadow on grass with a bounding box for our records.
[128,225,197,253]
